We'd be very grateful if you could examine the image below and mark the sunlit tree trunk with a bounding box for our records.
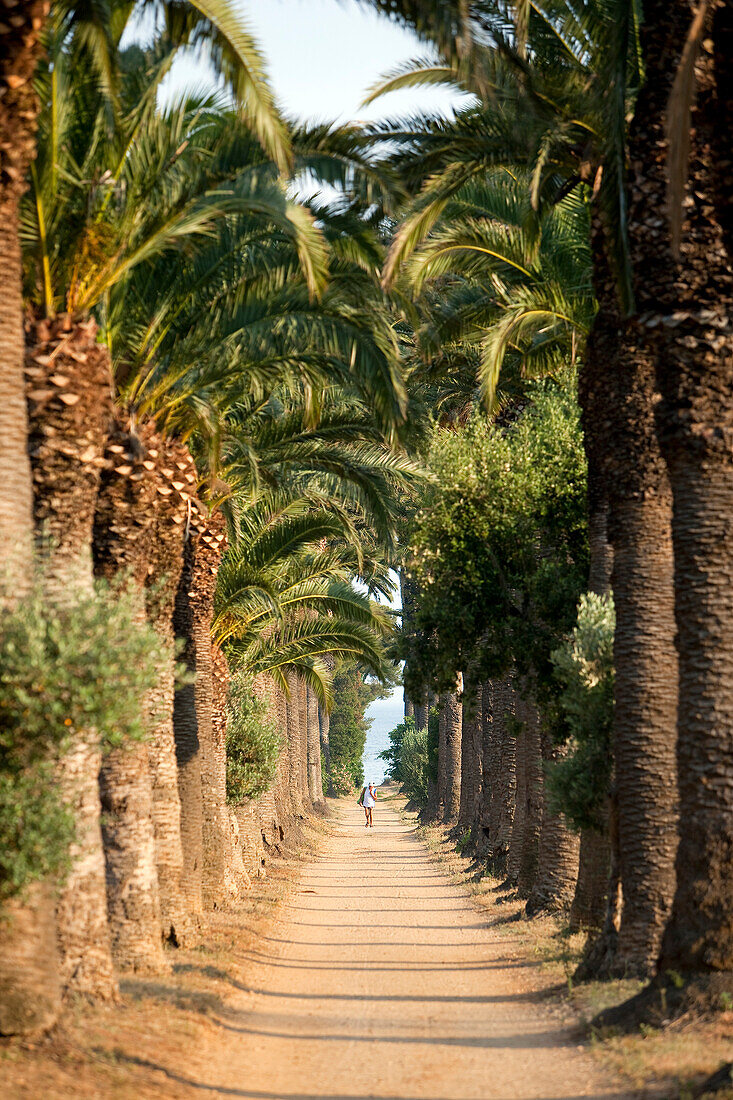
[285,670,306,817]
[579,207,678,977]
[639,0,733,993]
[94,421,166,972]
[25,315,117,1000]
[307,685,324,807]
[439,678,462,824]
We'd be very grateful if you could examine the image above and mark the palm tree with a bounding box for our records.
[17,36,327,976]
[596,0,732,1020]
[0,0,291,579]
[362,0,678,978]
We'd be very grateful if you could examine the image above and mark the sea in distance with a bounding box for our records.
[362,688,403,787]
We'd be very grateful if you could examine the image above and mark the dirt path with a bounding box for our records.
[180,796,632,1100]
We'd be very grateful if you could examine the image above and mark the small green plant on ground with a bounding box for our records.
[225,671,281,803]
[0,580,161,902]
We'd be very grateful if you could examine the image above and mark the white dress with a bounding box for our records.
[363,788,376,808]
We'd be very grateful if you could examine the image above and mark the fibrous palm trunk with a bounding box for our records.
[267,675,292,827]
[94,421,166,972]
[483,677,516,876]
[0,9,56,1032]
[0,0,43,583]
[570,492,613,931]
[640,0,733,996]
[413,700,429,732]
[579,207,678,977]
[306,685,323,807]
[440,678,462,825]
[570,821,612,932]
[319,705,332,797]
[525,723,579,916]
[212,642,241,901]
[173,532,204,912]
[297,677,313,813]
[25,315,117,1000]
[515,691,542,899]
[458,681,482,836]
[285,670,306,817]
[506,719,526,888]
[180,509,230,910]
[143,438,198,945]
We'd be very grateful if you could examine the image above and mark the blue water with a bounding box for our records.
[362,689,404,786]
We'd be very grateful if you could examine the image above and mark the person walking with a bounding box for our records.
[363,782,377,828]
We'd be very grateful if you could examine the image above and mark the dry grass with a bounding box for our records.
[0,811,333,1099]
[410,812,733,1100]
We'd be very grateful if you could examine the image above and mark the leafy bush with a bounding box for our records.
[378,715,414,783]
[546,592,615,832]
[0,581,162,902]
[225,672,282,803]
[380,708,439,808]
[401,378,588,718]
[400,725,434,806]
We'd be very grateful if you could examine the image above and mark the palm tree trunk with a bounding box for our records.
[94,422,167,972]
[285,670,306,817]
[526,724,580,916]
[143,438,197,947]
[0,0,41,583]
[173,534,204,912]
[0,12,58,1032]
[0,883,60,1036]
[319,704,333,798]
[570,491,613,930]
[24,314,117,999]
[570,818,611,932]
[506,719,526,888]
[212,642,241,902]
[483,677,516,876]
[183,510,230,910]
[297,677,313,812]
[266,676,292,827]
[306,685,323,806]
[458,681,482,835]
[413,700,428,731]
[516,691,542,899]
[400,567,417,719]
[439,681,462,825]
[579,208,678,978]
[622,0,733,996]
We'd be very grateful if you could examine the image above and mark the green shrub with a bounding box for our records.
[0,581,162,902]
[380,707,438,808]
[378,715,415,783]
[225,672,281,803]
[546,592,615,832]
[400,724,433,806]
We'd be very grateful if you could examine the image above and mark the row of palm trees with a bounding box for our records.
[373,0,732,1021]
[0,0,418,1035]
[1,0,730,1041]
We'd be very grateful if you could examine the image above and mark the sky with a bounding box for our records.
[163,0,464,123]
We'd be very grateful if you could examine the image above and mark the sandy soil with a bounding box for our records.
[154,795,634,1100]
